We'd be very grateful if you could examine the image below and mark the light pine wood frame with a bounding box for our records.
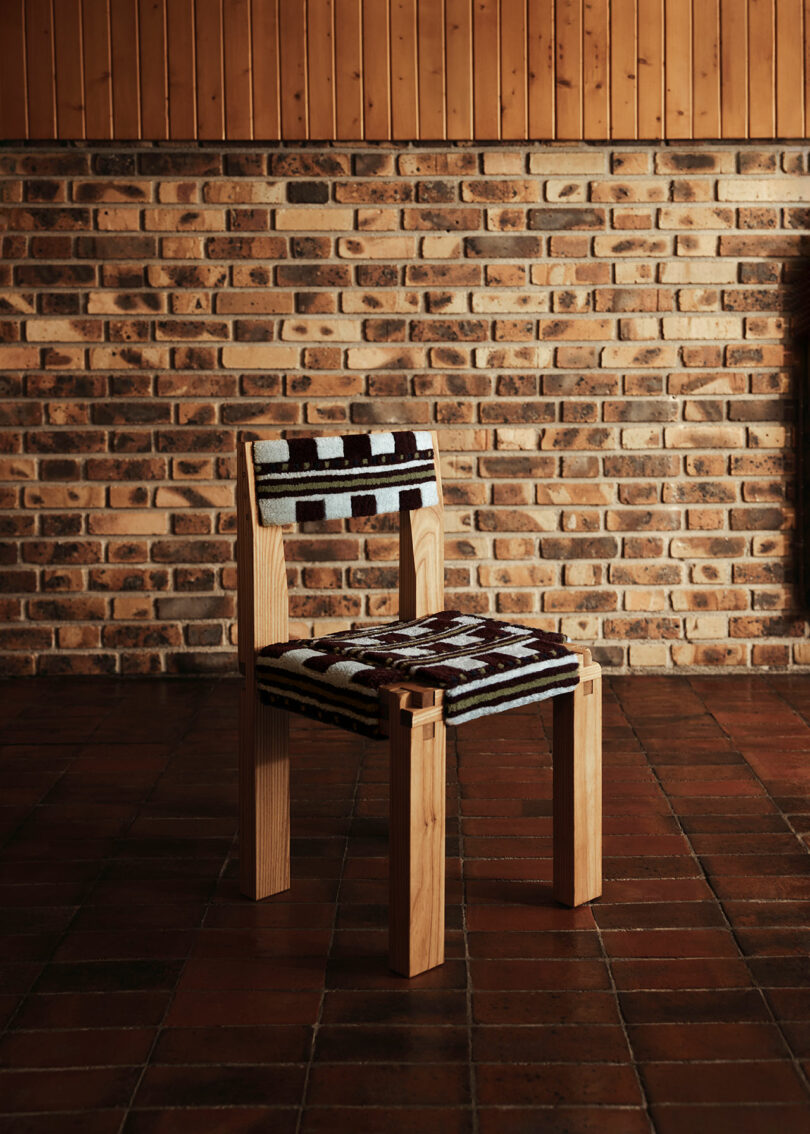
[236,432,601,978]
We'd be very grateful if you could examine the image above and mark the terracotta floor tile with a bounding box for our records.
[133,1064,306,1108]
[641,1060,808,1104]
[475,1062,643,1106]
[477,1107,652,1134]
[123,1108,299,1133]
[651,1104,810,1134]
[303,1108,474,1133]
[306,1063,470,1106]
[2,675,810,1125]
[627,1021,788,1061]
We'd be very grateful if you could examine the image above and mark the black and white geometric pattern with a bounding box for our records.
[256,610,580,736]
[253,430,439,526]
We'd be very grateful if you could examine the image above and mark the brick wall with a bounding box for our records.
[1,142,808,676]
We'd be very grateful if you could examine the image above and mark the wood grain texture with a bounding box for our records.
[528,0,555,138]
[391,0,419,138]
[0,0,28,138]
[637,0,664,137]
[611,0,637,139]
[335,0,363,138]
[418,0,445,139]
[749,0,776,137]
[251,0,280,139]
[25,0,56,138]
[239,688,290,900]
[664,0,691,137]
[693,0,720,138]
[399,434,444,621]
[236,441,291,901]
[279,0,307,138]
[110,0,141,137]
[473,0,500,139]
[195,0,224,138]
[362,0,391,138]
[556,0,583,139]
[167,0,196,138]
[446,0,473,137]
[224,0,253,139]
[387,684,446,977]
[776,0,804,137]
[54,0,85,138]
[583,0,609,139]
[139,0,169,139]
[501,0,528,139]
[720,0,747,137]
[82,0,113,139]
[553,662,602,907]
[11,0,810,139]
[307,0,335,139]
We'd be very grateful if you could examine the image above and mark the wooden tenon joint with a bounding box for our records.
[386,683,447,978]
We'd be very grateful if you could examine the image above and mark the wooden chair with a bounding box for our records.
[237,430,602,977]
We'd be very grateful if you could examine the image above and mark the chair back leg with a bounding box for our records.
[552,663,603,907]
[239,686,290,900]
[386,685,446,978]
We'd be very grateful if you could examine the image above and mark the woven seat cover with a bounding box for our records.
[256,610,579,738]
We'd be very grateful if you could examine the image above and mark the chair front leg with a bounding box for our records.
[552,664,602,907]
[239,681,290,900]
[386,685,446,978]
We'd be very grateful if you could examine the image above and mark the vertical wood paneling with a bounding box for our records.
[446,0,473,138]
[637,0,664,137]
[26,0,56,138]
[583,0,608,139]
[473,0,500,138]
[308,0,335,139]
[749,0,775,136]
[54,0,85,137]
[556,0,583,139]
[139,0,168,139]
[776,0,804,136]
[693,0,720,138]
[335,0,362,138]
[224,0,253,138]
[195,0,224,138]
[501,0,528,139]
[528,0,555,138]
[110,0,141,137]
[391,0,419,138]
[279,0,307,138]
[664,0,691,137]
[418,0,445,138]
[252,0,279,139]
[0,0,28,138]
[83,0,113,139]
[720,0,747,136]
[806,0,810,132]
[363,0,391,138]
[10,0,810,140]
[611,0,637,139]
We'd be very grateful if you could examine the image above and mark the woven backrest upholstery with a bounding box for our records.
[252,430,439,526]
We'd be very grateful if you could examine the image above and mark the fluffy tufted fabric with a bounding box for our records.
[252,431,439,526]
[256,610,580,737]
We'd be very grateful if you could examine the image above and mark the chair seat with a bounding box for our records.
[256,610,580,737]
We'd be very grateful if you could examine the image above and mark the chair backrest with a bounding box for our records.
[237,430,445,674]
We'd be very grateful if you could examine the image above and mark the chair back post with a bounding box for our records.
[399,430,445,620]
[237,441,289,674]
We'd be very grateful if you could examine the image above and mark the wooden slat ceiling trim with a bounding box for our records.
[1,0,807,140]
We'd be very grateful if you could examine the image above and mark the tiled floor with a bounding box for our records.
[1,675,809,1133]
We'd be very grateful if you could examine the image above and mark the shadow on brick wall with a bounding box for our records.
[787,250,810,611]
